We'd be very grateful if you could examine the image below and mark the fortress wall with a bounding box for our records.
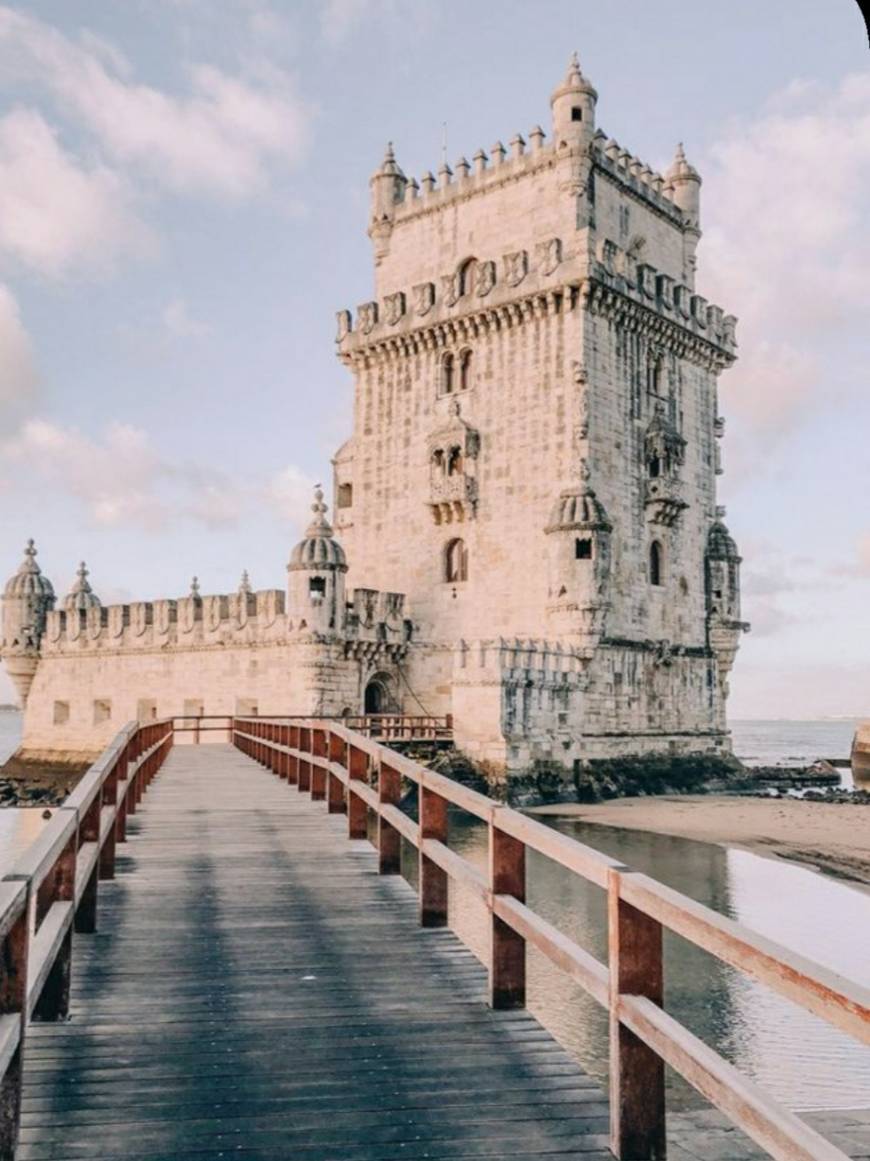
[19,640,344,757]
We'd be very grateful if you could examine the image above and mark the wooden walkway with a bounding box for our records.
[18,744,612,1161]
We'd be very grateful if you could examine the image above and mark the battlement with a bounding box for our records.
[36,584,410,656]
[335,229,735,362]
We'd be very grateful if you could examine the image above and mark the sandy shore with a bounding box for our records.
[528,796,870,890]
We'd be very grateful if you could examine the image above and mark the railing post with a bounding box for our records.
[74,791,102,934]
[419,786,448,928]
[33,833,76,1022]
[99,757,118,880]
[327,732,346,814]
[0,884,28,1161]
[377,760,401,875]
[311,729,327,801]
[298,728,311,793]
[608,868,666,1161]
[288,725,299,786]
[489,815,526,1009]
[347,746,368,839]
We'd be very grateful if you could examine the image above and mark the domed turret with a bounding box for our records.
[1,539,56,705]
[665,142,702,281]
[705,508,743,624]
[368,142,407,262]
[64,561,101,613]
[287,487,348,634]
[550,52,597,150]
[545,467,612,642]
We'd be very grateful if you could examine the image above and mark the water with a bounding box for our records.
[0,709,21,764]
[435,815,870,1114]
[731,718,858,767]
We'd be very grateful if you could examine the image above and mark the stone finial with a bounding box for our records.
[421,170,436,194]
[190,576,201,598]
[473,148,488,175]
[529,125,545,153]
[455,156,470,181]
[490,141,506,166]
[405,176,419,201]
[510,133,526,160]
[64,561,101,612]
[438,161,453,189]
[239,570,252,596]
[306,485,331,535]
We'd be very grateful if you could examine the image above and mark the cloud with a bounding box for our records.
[0,6,310,200]
[267,464,317,526]
[162,297,211,339]
[1,416,316,536]
[0,284,37,423]
[833,532,870,578]
[702,73,870,435]
[0,108,148,277]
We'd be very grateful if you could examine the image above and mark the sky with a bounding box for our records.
[0,0,867,719]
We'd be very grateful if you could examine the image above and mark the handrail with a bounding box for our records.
[164,712,452,743]
[233,716,870,1161]
[0,717,173,1155]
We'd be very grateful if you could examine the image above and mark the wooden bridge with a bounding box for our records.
[0,718,866,1160]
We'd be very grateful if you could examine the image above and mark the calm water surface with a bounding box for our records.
[431,815,870,1113]
[1,709,867,1109]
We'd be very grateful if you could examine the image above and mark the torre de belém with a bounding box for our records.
[1,56,748,779]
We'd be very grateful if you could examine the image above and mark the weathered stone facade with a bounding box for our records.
[1,56,747,774]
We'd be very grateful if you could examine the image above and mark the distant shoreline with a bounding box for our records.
[529,795,870,892]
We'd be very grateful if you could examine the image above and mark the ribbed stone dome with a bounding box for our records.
[64,562,101,612]
[706,520,740,561]
[4,540,55,602]
[546,487,612,533]
[288,487,347,571]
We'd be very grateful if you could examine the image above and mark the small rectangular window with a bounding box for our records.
[309,576,326,598]
[53,701,69,725]
[571,107,583,122]
[575,538,592,560]
[337,483,353,509]
[93,699,111,725]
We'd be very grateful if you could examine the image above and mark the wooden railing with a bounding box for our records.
[344,713,453,741]
[169,713,452,744]
[0,718,173,1158]
[233,717,870,1161]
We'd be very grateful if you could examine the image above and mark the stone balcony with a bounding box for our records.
[429,474,478,524]
[644,476,688,526]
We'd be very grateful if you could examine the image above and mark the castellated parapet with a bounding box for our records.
[2,55,748,775]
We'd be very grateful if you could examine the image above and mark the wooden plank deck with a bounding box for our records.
[17,744,612,1161]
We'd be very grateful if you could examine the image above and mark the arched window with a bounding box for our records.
[459,348,473,391]
[445,538,468,583]
[441,352,454,395]
[432,448,445,473]
[648,354,664,399]
[447,446,463,477]
[649,540,663,587]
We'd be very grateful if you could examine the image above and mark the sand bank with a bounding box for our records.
[528,795,870,889]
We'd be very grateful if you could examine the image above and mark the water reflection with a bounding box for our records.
[402,812,870,1112]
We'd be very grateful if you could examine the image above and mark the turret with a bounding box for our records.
[545,465,612,644]
[550,52,598,150]
[1,540,56,705]
[64,562,101,613]
[665,143,702,282]
[368,142,407,262]
[287,487,348,636]
[705,508,749,726]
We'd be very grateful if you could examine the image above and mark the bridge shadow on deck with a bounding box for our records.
[16,744,612,1161]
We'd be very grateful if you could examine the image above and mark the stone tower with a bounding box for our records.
[1,540,56,706]
[333,55,747,770]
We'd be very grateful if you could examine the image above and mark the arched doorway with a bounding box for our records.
[364,678,388,715]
